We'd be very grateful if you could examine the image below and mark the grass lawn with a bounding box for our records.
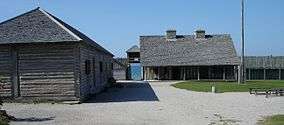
[172,80,284,93]
[257,115,284,125]
[0,113,9,125]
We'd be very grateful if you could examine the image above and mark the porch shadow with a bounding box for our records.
[85,81,159,103]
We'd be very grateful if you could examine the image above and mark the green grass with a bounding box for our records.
[0,114,9,125]
[172,80,284,93]
[258,115,284,125]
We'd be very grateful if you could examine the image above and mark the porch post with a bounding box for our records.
[197,67,200,81]
[144,67,147,80]
[146,67,150,80]
[279,69,281,80]
[248,68,251,80]
[180,67,183,80]
[169,67,172,80]
[223,67,226,80]
[151,67,154,80]
[263,69,266,80]
[235,66,238,81]
[158,67,160,80]
[208,67,211,79]
[183,67,186,80]
[238,65,241,83]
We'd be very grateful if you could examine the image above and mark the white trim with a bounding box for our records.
[39,8,82,41]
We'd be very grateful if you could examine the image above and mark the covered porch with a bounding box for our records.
[143,66,238,81]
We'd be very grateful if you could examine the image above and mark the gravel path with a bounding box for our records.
[3,81,284,125]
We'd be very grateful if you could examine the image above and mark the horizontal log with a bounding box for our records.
[18,63,74,68]
[20,88,75,92]
[20,79,75,83]
[20,74,74,79]
[0,82,12,85]
[0,76,11,79]
[18,66,74,71]
[18,67,74,71]
[18,45,74,50]
[0,88,12,92]
[21,72,74,76]
[0,86,12,89]
[21,94,76,98]
[20,83,74,87]
[20,88,74,92]
[0,52,10,55]
[19,51,74,55]
[0,69,12,73]
[0,60,11,64]
[0,55,11,59]
[0,93,12,97]
[20,81,75,85]
[19,58,74,62]
[19,50,74,55]
[21,91,75,96]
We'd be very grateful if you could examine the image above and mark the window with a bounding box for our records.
[99,61,103,73]
[85,60,91,75]
[111,63,113,70]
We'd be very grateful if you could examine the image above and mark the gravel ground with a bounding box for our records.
[3,81,284,125]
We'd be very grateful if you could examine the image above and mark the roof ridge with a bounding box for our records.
[140,34,230,37]
[38,8,82,41]
[0,7,40,26]
[40,9,113,56]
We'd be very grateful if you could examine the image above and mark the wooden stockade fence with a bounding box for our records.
[249,87,284,97]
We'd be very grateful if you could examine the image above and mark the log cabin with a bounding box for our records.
[0,8,114,101]
[140,30,240,80]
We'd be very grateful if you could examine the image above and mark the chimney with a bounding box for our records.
[166,29,176,39]
[195,30,206,39]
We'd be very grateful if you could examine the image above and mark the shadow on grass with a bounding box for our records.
[86,81,159,103]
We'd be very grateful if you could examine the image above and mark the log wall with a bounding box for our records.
[0,45,12,97]
[77,43,113,100]
[0,42,113,101]
[17,43,77,100]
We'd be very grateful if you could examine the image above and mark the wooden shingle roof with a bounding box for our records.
[0,7,113,56]
[140,34,240,66]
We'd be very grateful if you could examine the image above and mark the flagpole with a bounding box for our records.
[239,0,245,84]
[37,0,40,7]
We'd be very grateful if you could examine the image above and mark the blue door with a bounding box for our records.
[130,63,141,80]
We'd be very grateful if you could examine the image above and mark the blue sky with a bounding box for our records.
[0,0,283,57]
